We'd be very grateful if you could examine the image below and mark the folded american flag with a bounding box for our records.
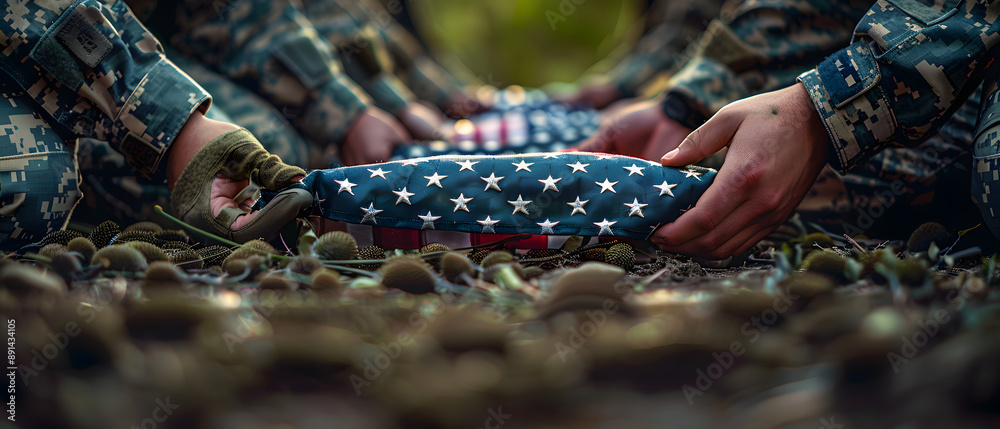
[283,152,714,247]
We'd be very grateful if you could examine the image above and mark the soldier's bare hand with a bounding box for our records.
[574,100,691,161]
[398,102,445,141]
[654,83,829,259]
[341,107,412,165]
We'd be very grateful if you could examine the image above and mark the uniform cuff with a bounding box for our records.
[367,74,414,115]
[660,92,708,130]
[797,42,896,173]
[115,58,211,179]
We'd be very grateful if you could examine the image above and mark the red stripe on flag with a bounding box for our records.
[373,226,422,250]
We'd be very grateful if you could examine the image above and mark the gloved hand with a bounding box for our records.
[169,126,311,243]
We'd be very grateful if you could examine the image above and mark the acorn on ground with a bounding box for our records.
[92,245,149,272]
[259,275,295,290]
[907,222,953,253]
[112,230,157,246]
[896,259,931,287]
[579,247,607,262]
[88,220,120,248]
[167,248,204,270]
[143,261,186,294]
[314,231,358,261]
[126,241,168,263]
[378,255,436,294]
[197,245,231,267]
[308,268,342,291]
[288,255,323,276]
[781,271,835,299]
[468,248,494,265]
[800,250,850,284]
[39,229,84,247]
[481,251,514,269]
[605,243,636,272]
[419,242,451,270]
[223,240,277,267]
[440,252,475,282]
[523,248,564,259]
[801,232,835,249]
[357,245,386,270]
[67,237,97,261]
[38,243,68,260]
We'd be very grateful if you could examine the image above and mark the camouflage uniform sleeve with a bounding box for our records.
[798,0,1000,173]
[382,23,465,108]
[660,0,871,129]
[606,0,728,98]
[170,0,370,144]
[0,0,211,178]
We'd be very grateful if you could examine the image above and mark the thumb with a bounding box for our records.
[660,111,741,166]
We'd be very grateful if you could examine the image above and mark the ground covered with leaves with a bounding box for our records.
[2,218,999,428]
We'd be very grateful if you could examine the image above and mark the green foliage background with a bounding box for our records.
[412,0,643,88]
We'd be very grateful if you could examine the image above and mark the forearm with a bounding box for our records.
[0,0,211,178]
[799,0,1000,173]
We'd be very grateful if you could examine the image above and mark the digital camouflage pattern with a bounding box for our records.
[604,0,730,98]
[972,74,1000,236]
[0,0,211,179]
[166,51,313,168]
[795,0,1000,235]
[165,0,372,145]
[0,89,81,250]
[0,0,214,249]
[798,0,1000,173]
[662,0,874,126]
[311,0,469,108]
[301,0,417,115]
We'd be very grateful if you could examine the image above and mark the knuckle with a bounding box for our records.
[704,234,728,252]
[732,164,764,192]
[692,211,719,232]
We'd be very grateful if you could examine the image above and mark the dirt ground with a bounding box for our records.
[2,218,999,429]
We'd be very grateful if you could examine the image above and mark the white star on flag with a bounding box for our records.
[456,159,479,171]
[537,218,559,234]
[335,178,357,195]
[508,195,531,215]
[368,168,391,179]
[681,168,704,180]
[596,178,618,194]
[624,198,648,218]
[477,216,500,233]
[539,175,562,193]
[424,172,447,188]
[512,160,534,172]
[567,161,590,173]
[450,193,473,212]
[392,187,415,205]
[360,202,383,224]
[567,197,589,216]
[623,164,645,176]
[418,211,441,229]
[654,181,677,197]
[481,173,505,192]
[594,218,617,236]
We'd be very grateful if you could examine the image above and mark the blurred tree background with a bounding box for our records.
[410,0,644,88]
